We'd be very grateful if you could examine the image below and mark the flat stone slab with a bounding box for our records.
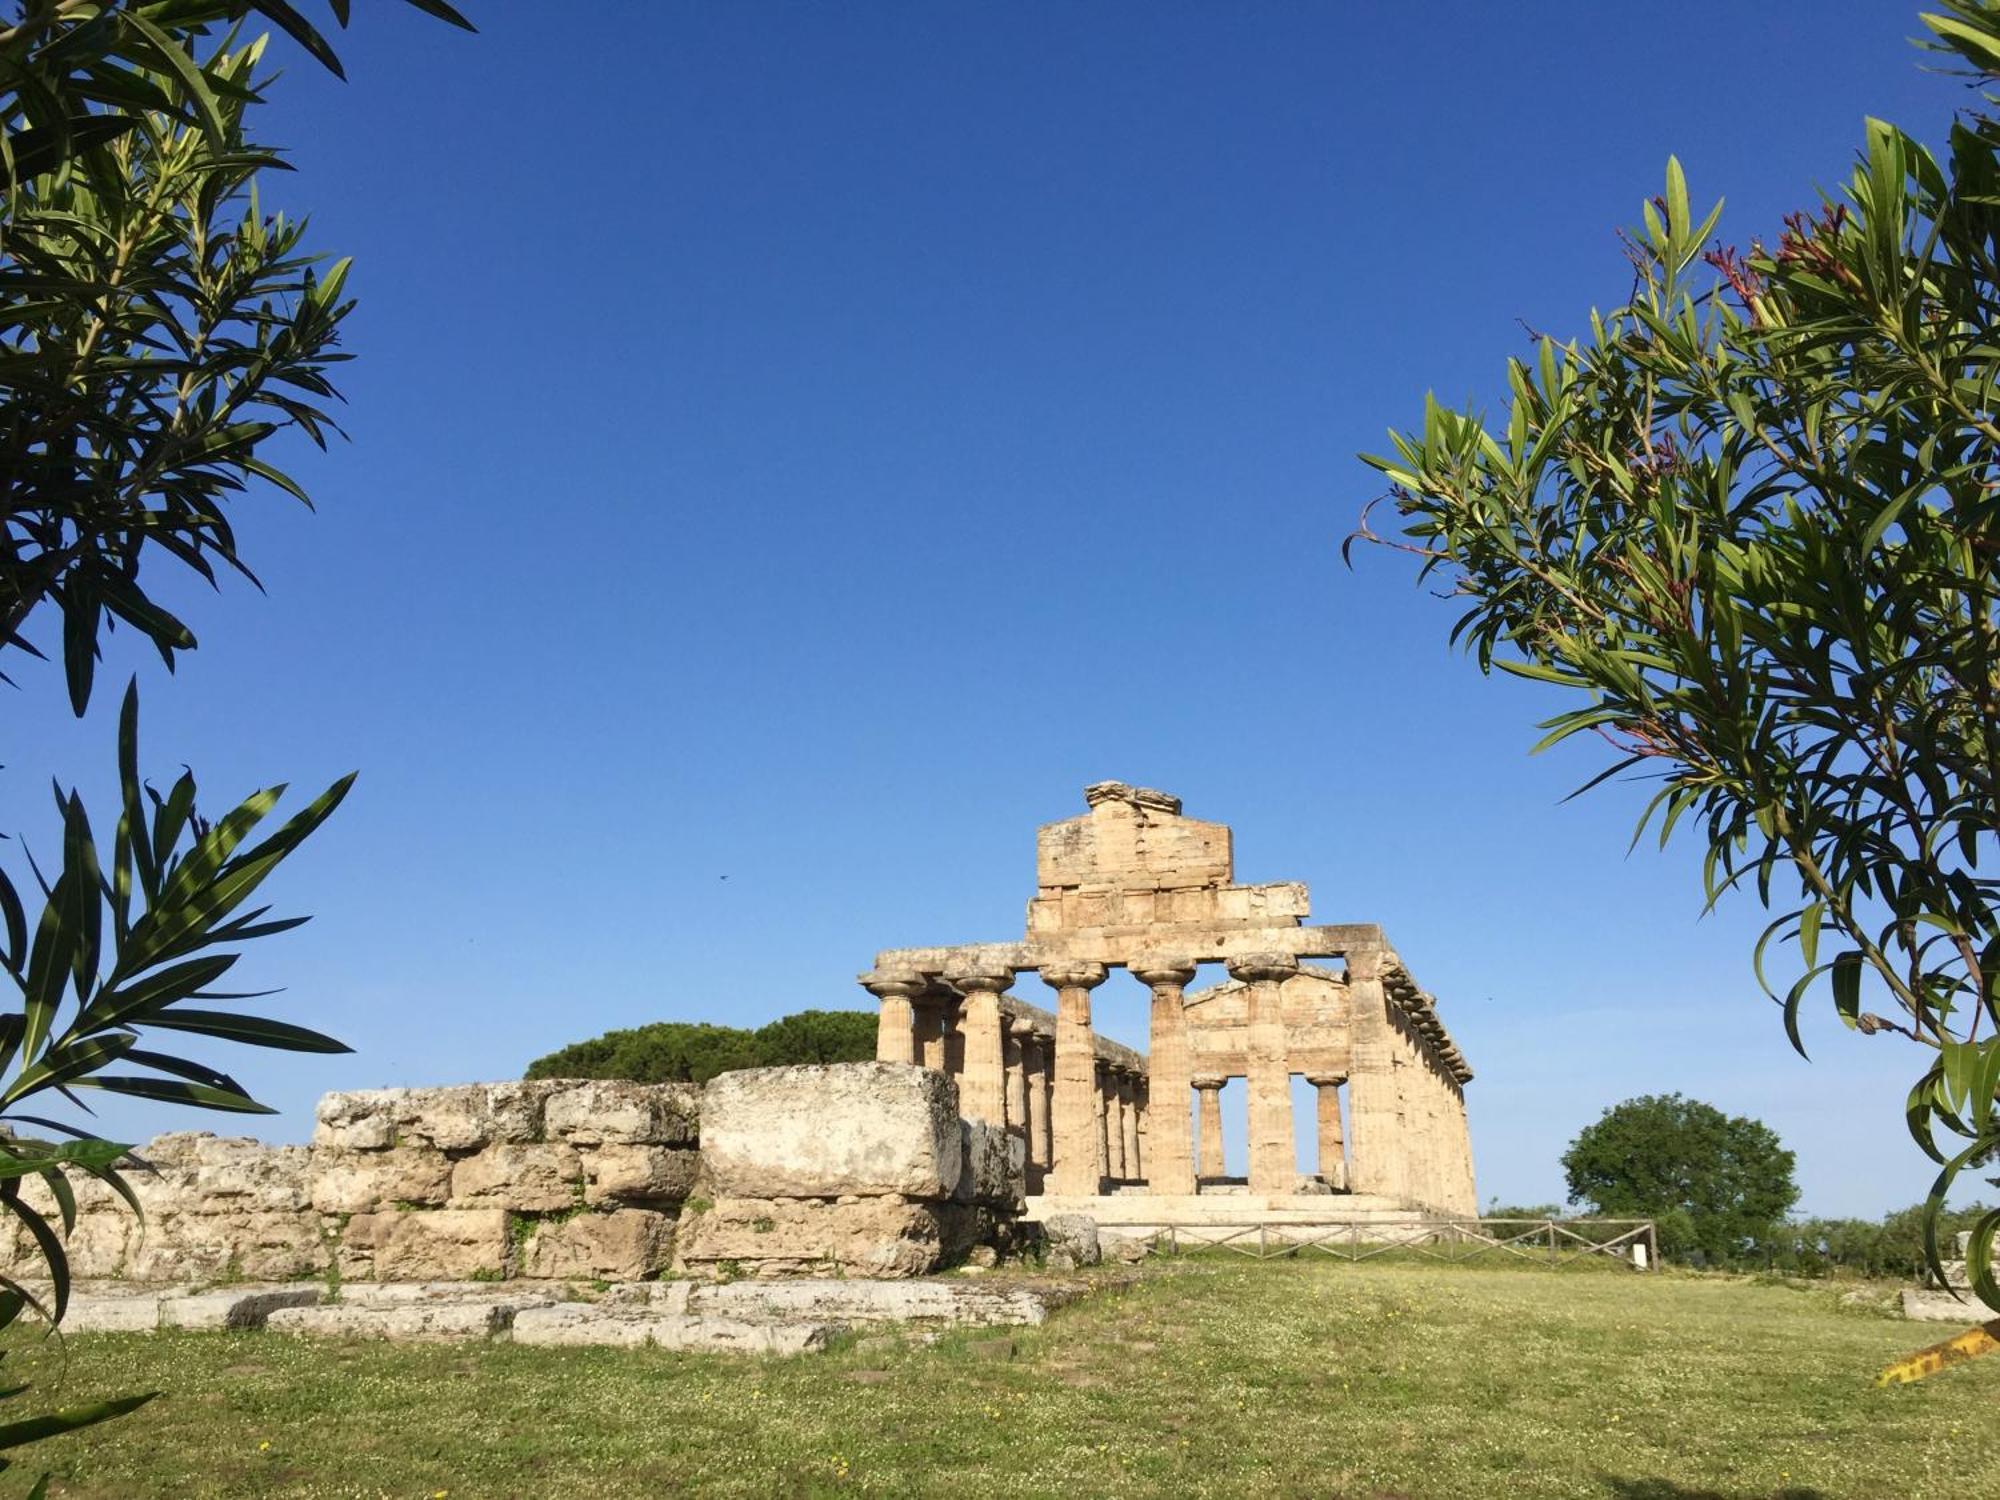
[158,1286,321,1331]
[48,1283,321,1333]
[267,1299,537,1341]
[687,1277,1053,1327]
[1902,1288,1995,1323]
[511,1304,834,1354]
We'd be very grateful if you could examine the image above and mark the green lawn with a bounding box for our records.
[12,1259,1998,1498]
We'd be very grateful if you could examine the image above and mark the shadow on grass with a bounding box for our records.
[1601,1481,1832,1500]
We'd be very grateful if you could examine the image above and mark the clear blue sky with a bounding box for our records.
[10,2,1981,1217]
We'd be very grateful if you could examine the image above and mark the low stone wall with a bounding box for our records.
[313,1079,699,1281]
[678,1063,1025,1279]
[4,1064,1023,1286]
[7,1131,324,1283]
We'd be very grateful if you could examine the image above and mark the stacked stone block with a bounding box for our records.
[677,1063,1025,1278]
[313,1080,698,1282]
[2,1132,324,1283]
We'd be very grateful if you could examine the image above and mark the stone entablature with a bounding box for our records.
[858,782,1479,1216]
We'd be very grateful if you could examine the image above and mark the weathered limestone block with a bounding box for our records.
[519,1209,674,1280]
[315,1083,560,1154]
[954,1119,1026,1211]
[268,1300,527,1341]
[126,1211,328,1282]
[510,1304,834,1354]
[1042,1213,1100,1271]
[447,1144,582,1212]
[701,1064,963,1200]
[544,1080,700,1145]
[337,1209,513,1282]
[158,1286,321,1331]
[675,1196,981,1279]
[309,1148,452,1215]
[580,1144,700,1207]
[24,1212,136,1280]
[150,1134,313,1214]
[688,1278,1051,1327]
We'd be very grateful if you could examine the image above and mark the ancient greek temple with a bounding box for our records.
[858,782,1477,1218]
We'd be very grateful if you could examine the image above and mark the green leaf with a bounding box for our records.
[142,1009,349,1053]
[1830,951,1862,1026]
[0,1393,156,1452]
[72,1076,275,1114]
[124,12,231,145]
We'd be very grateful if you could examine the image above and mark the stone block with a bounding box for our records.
[315,1083,559,1154]
[309,1149,452,1215]
[509,1303,657,1347]
[1042,1213,1100,1271]
[447,1144,583,1212]
[700,1063,962,1199]
[337,1209,513,1282]
[61,1292,166,1333]
[687,1278,1049,1327]
[125,1211,328,1283]
[955,1120,1025,1211]
[267,1300,524,1341]
[510,1304,833,1354]
[118,1134,314,1214]
[158,1286,322,1331]
[519,1210,674,1280]
[1902,1288,1989,1323]
[675,1195,981,1279]
[580,1144,700,1206]
[544,1080,700,1146]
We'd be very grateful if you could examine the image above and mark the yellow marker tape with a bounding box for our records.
[1876,1318,2000,1386]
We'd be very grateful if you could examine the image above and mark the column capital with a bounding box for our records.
[859,967,928,1001]
[1227,951,1299,985]
[1190,1073,1228,1091]
[1038,961,1108,991]
[946,965,1013,996]
[1305,1072,1349,1088]
[1007,1014,1043,1039]
[1132,955,1198,988]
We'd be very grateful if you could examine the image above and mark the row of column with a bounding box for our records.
[1344,948,1476,1214]
[869,952,1484,1205]
[864,964,1149,1192]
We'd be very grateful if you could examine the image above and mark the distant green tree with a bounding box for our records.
[1766,1200,1996,1279]
[526,1008,881,1084]
[751,1009,878,1067]
[524,1022,763,1085]
[1562,1094,1799,1262]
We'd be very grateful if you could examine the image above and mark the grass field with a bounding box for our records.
[10,1259,1998,1498]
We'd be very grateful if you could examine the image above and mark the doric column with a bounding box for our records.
[1134,1078,1149,1181]
[915,996,949,1073]
[1025,1032,1053,1185]
[946,965,1011,1124]
[1039,961,1108,1195]
[1119,1071,1141,1180]
[1004,1018,1030,1138]
[1193,1073,1227,1182]
[1229,952,1299,1195]
[1096,1062,1114,1179]
[1133,957,1197,1194]
[1344,947,1402,1201]
[1307,1073,1348,1191]
[861,968,925,1065]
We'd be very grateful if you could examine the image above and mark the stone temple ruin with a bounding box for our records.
[859,781,1477,1221]
[3,781,1479,1349]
